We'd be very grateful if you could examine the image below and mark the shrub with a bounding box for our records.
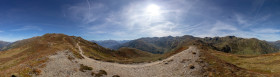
[181,59,187,63]
[189,64,195,69]
[112,75,120,77]
[79,64,93,72]
[98,70,107,75]
[91,72,96,76]
[94,70,107,77]
[192,52,196,54]
[32,68,42,75]
[11,75,16,77]
[67,56,75,61]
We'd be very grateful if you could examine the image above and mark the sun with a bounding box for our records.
[146,4,161,16]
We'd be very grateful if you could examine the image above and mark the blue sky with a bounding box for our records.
[0,0,280,42]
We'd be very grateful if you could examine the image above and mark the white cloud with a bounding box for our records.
[68,2,107,24]
[252,28,280,34]
[0,30,3,32]
[235,14,247,25]
[11,26,42,31]
[68,0,194,38]
[211,21,237,32]
[234,13,271,27]
[67,0,280,41]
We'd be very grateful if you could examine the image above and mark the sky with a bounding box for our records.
[0,0,280,42]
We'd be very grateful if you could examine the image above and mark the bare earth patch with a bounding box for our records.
[37,50,92,77]
[36,42,206,77]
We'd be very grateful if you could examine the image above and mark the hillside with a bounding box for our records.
[211,48,280,76]
[202,36,279,55]
[0,33,157,77]
[1,33,280,77]
[92,40,129,49]
[117,35,279,55]
[116,35,197,54]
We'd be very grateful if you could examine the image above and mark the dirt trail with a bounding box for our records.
[38,42,204,77]
[77,42,204,77]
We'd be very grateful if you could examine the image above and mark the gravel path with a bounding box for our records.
[77,42,204,77]
[38,42,204,77]
[38,50,91,77]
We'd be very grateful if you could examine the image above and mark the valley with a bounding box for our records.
[0,34,280,77]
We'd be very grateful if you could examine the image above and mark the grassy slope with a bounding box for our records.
[77,37,162,64]
[0,34,84,77]
[0,33,160,76]
[191,41,269,77]
[1,33,279,77]
[202,36,279,55]
[213,50,280,76]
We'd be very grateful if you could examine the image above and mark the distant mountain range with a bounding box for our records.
[110,35,279,55]
[0,41,10,50]
[113,35,196,54]
[92,40,130,49]
[269,40,280,49]
[2,33,280,76]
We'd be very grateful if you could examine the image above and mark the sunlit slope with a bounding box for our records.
[0,34,82,76]
[202,36,279,55]
[213,51,280,75]
[191,41,271,77]
[0,33,157,76]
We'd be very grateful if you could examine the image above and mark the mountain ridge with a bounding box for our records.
[0,40,10,50]
[0,33,157,76]
[92,40,130,49]
[1,33,280,76]
[116,35,280,55]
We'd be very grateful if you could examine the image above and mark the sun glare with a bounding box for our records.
[146,4,161,16]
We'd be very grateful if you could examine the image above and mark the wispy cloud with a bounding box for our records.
[11,26,42,31]
[252,28,280,34]
[211,21,237,32]
[235,14,248,25]
[68,2,106,24]
[68,0,196,39]
[66,0,280,41]
[0,30,3,32]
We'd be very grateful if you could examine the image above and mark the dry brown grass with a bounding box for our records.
[196,44,270,77]
[213,49,280,75]
[0,33,86,76]
[32,68,42,75]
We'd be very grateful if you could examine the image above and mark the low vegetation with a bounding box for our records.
[79,64,93,72]
[202,36,279,55]
[112,75,120,77]
[213,50,280,75]
[32,68,42,75]
[1,33,279,76]
[0,34,89,76]
[91,70,107,77]
[0,33,183,76]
